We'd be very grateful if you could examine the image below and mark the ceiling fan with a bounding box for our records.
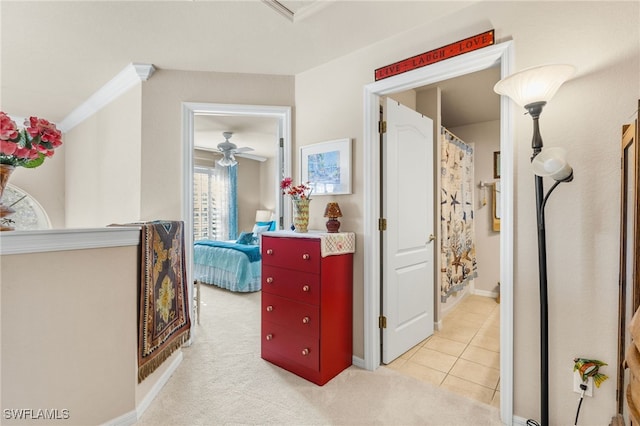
[213,131,261,167]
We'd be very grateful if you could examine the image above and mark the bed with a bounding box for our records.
[193,221,274,293]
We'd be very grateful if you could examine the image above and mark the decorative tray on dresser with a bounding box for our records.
[260,230,355,386]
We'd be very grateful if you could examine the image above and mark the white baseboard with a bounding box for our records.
[472,288,499,299]
[102,410,137,426]
[102,351,184,426]
[513,415,529,425]
[352,355,365,369]
[136,351,184,419]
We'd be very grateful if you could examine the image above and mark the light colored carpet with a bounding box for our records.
[135,284,502,426]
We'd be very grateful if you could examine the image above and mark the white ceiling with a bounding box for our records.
[2,0,481,124]
[2,0,499,157]
[194,115,279,160]
[194,66,501,162]
[424,66,501,128]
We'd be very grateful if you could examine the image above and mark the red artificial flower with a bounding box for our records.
[280,177,293,190]
[0,112,18,141]
[0,140,17,156]
[0,111,63,168]
[280,177,312,200]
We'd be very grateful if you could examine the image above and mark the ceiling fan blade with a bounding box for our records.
[236,152,267,162]
[234,147,254,153]
[194,146,226,155]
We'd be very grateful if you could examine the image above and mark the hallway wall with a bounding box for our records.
[295,2,639,423]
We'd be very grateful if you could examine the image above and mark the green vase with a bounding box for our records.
[292,199,310,233]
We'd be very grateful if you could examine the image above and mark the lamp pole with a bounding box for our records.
[527,101,572,426]
[527,101,550,426]
[535,175,550,426]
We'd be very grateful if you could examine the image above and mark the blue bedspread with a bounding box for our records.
[194,240,261,262]
[193,240,261,292]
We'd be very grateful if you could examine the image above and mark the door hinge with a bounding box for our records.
[378,218,387,231]
[379,120,387,134]
[379,315,387,329]
[279,137,284,148]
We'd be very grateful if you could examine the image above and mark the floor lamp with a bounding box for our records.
[494,64,576,426]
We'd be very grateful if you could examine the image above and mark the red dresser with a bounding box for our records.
[260,231,354,385]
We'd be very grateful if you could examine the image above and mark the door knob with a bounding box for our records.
[428,234,435,243]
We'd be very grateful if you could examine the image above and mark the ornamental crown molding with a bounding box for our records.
[58,63,155,133]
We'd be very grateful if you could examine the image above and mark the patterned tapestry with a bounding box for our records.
[440,128,477,302]
[137,220,191,382]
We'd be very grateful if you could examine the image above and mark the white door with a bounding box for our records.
[382,98,435,364]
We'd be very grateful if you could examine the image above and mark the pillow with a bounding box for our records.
[236,232,255,245]
[256,220,276,231]
[252,223,271,235]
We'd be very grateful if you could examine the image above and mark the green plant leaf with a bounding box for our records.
[22,153,45,168]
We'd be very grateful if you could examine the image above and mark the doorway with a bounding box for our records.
[362,41,514,423]
[181,102,292,337]
[383,68,502,406]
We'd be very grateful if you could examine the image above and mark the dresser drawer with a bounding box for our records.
[262,265,320,305]
[262,320,319,371]
[262,236,320,273]
[262,293,319,338]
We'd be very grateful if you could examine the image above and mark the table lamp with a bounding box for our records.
[323,202,342,233]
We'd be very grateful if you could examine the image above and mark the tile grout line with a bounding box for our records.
[434,297,500,405]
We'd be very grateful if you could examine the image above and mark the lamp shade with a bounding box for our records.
[532,147,573,181]
[493,64,576,107]
[324,202,343,218]
[255,210,272,222]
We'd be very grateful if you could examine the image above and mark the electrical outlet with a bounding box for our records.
[573,371,593,397]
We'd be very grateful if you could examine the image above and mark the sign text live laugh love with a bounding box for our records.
[375,30,495,81]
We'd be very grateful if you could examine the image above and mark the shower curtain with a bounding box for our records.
[440,127,477,302]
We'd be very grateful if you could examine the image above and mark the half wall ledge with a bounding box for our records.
[0,227,141,255]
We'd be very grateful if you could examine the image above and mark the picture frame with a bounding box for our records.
[493,151,501,179]
[301,138,352,195]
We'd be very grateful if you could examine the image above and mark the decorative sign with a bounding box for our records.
[375,30,495,81]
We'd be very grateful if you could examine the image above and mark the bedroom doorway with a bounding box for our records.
[362,41,514,423]
[182,103,292,336]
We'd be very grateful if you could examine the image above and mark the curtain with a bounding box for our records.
[440,127,478,302]
[193,164,238,241]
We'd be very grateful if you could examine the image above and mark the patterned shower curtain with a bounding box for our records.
[440,127,477,302]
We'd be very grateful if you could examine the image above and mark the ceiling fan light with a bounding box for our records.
[493,64,576,107]
[217,153,237,167]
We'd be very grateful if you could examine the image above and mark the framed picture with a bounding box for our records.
[301,138,352,195]
[493,151,501,179]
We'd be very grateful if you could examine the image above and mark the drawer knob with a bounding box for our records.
[266,277,273,284]
[266,249,273,255]
[301,348,310,356]
[302,253,310,260]
[302,316,310,324]
[266,305,273,312]
[266,333,273,341]
[302,285,310,292]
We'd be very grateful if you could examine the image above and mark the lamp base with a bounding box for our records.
[325,218,340,233]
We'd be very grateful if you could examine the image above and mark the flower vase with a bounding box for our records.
[0,164,16,231]
[292,199,310,233]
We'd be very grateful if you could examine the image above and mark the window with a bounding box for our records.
[193,164,237,241]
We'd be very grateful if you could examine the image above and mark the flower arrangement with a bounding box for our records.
[280,177,312,200]
[0,111,63,168]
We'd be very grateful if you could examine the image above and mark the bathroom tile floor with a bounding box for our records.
[386,295,500,407]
